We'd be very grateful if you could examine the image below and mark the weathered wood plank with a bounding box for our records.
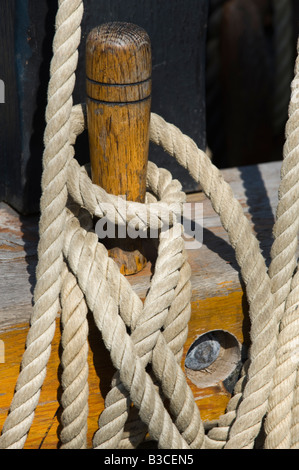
[0,161,281,329]
[0,202,38,329]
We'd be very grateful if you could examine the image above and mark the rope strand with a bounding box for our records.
[1,0,299,450]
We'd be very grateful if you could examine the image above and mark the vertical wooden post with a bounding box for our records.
[86,22,152,275]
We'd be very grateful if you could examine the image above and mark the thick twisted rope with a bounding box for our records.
[0,0,84,449]
[92,227,202,449]
[118,255,193,449]
[67,155,203,448]
[59,267,89,449]
[67,105,279,449]
[264,43,299,447]
[268,35,299,324]
[264,269,299,448]
[62,208,192,449]
[59,104,284,449]
[89,171,191,448]
[1,0,299,450]
[55,112,202,449]
[150,112,278,448]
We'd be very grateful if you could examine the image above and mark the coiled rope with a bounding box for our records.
[0,0,299,449]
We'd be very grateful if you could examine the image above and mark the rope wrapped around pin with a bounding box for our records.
[67,105,186,237]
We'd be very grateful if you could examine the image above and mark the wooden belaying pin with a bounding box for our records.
[86,22,152,275]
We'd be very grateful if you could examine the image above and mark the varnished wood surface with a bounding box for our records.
[0,160,283,447]
[86,23,152,202]
[86,23,151,275]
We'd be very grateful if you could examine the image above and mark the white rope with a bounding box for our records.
[1,0,299,450]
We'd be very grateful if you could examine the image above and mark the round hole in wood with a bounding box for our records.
[184,330,242,390]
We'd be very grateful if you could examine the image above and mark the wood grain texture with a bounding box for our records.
[0,1,207,215]
[86,23,151,275]
[87,96,151,203]
[0,161,284,447]
[86,22,151,202]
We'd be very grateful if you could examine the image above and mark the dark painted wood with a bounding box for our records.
[293,0,299,43]
[206,0,298,170]
[0,0,208,214]
[0,0,58,215]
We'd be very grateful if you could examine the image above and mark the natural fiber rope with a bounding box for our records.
[150,113,276,449]
[92,232,199,449]
[63,206,193,449]
[264,41,299,448]
[0,0,84,449]
[1,0,299,450]
[272,0,294,135]
[60,267,89,449]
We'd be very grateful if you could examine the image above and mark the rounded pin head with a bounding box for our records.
[86,22,152,85]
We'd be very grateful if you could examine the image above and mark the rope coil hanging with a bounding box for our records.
[0,0,299,449]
